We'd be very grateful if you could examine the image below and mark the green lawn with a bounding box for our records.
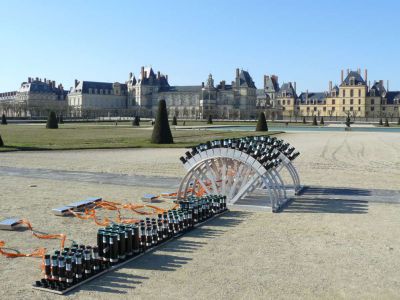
[0,123,282,151]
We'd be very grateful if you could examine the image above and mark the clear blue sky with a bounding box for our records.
[1,0,399,92]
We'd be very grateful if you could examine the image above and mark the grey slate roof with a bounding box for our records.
[264,76,279,93]
[160,86,202,93]
[71,81,127,94]
[369,81,386,97]
[297,92,327,104]
[277,82,296,98]
[342,71,366,86]
[385,91,400,104]
[239,70,256,88]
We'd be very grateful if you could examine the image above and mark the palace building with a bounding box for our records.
[270,69,400,120]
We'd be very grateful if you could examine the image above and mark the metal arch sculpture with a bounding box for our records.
[177,135,301,212]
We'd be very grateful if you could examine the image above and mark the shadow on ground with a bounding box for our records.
[71,210,253,295]
[283,186,370,214]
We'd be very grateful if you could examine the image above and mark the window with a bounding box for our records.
[358,90,361,97]
[342,107,345,111]
[350,89,354,97]
[307,107,310,111]
[287,100,291,105]
[314,107,317,111]
[343,99,345,105]
[332,99,336,105]
[371,107,375,111]
[371,99,375,105]
[332,107,335,111]
[283,100,286,105]
[323,107,326,111]
[350,99,354,105]
[343,90,345,97]
[358,99,361,105]
[358,107,361,111]
[382,107,386,111]
[350,107,353,111]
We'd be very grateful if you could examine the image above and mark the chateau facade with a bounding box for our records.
[68,67,258,119]
[0,77,67,117]
[269,69,400,120]
[1,68,399,120]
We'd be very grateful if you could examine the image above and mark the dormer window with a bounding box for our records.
[350,77,355,85]
[371,90,375,96]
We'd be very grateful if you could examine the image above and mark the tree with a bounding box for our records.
[0,134,3,147]
[379,118,383,126]
[172,115,177,126]
[207,114,213,124]
[384,118,390,127]
[345,116,351,127]
[151,99,173,144]
[312,115,318,126]
[1,114,7,125]
[132,116,140,126]
[256,112,268,131]
[46,111,58,129]
[302,116,306,124]
[320,116,324,125]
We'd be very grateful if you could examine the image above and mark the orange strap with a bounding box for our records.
[0,219,66,259]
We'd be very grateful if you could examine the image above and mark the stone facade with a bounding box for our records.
[0,77,67,117]
[272,69,400,120]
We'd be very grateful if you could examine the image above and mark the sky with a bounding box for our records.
[1,0,400,93]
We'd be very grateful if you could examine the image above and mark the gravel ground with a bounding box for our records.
[0,131,399,299]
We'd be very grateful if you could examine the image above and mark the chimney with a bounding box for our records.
[28,77,31,83]
[329,81,332,91]
[369,80,371,89]
[364,69,368,83]
[221,80,225,90]
[129,72,132,79]
[141,66,144,79]
[306,90,309,102]
[36,77,39,81]
[53,81,56,88]
[341,70,344,83]
[157,71,160,79]
[347,69,350,75]
[264,75,267,88]
[166,75,168,82]
[387,80,389,92]
[74,79,78,88]
[236,68,239,78]
[294,81,296,92]
[202,82,204,88]
[44,78,47,83]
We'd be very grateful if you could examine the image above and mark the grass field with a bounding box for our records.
[0,123,281,151]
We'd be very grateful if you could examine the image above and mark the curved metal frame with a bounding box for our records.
[177,148,301,212]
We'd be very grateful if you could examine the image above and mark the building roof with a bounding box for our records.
[71,81,127,93]
[386,91,400,104]
[160,85,202,93]
[277,82,297,98]
[342,71,366,86]
[297,92,327,104]
[369,81,386,97]
[238,70,256,88]
[264,75,280,93]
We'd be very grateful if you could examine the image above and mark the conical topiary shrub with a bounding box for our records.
[1,114,7,125]
[151,99,173,144]
[0,134,3,147]
[132,116,140,126]
[302,116,306,124]
[320,117,324,125]
[46,111,58,129]
[379,118,383,126]
[207,114,213,124]
[256,112,268,131]
[312,115,317,126]
[172,115,177,126]
[384,118,389,127]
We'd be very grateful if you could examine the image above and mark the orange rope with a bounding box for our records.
[0,219,66,259]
